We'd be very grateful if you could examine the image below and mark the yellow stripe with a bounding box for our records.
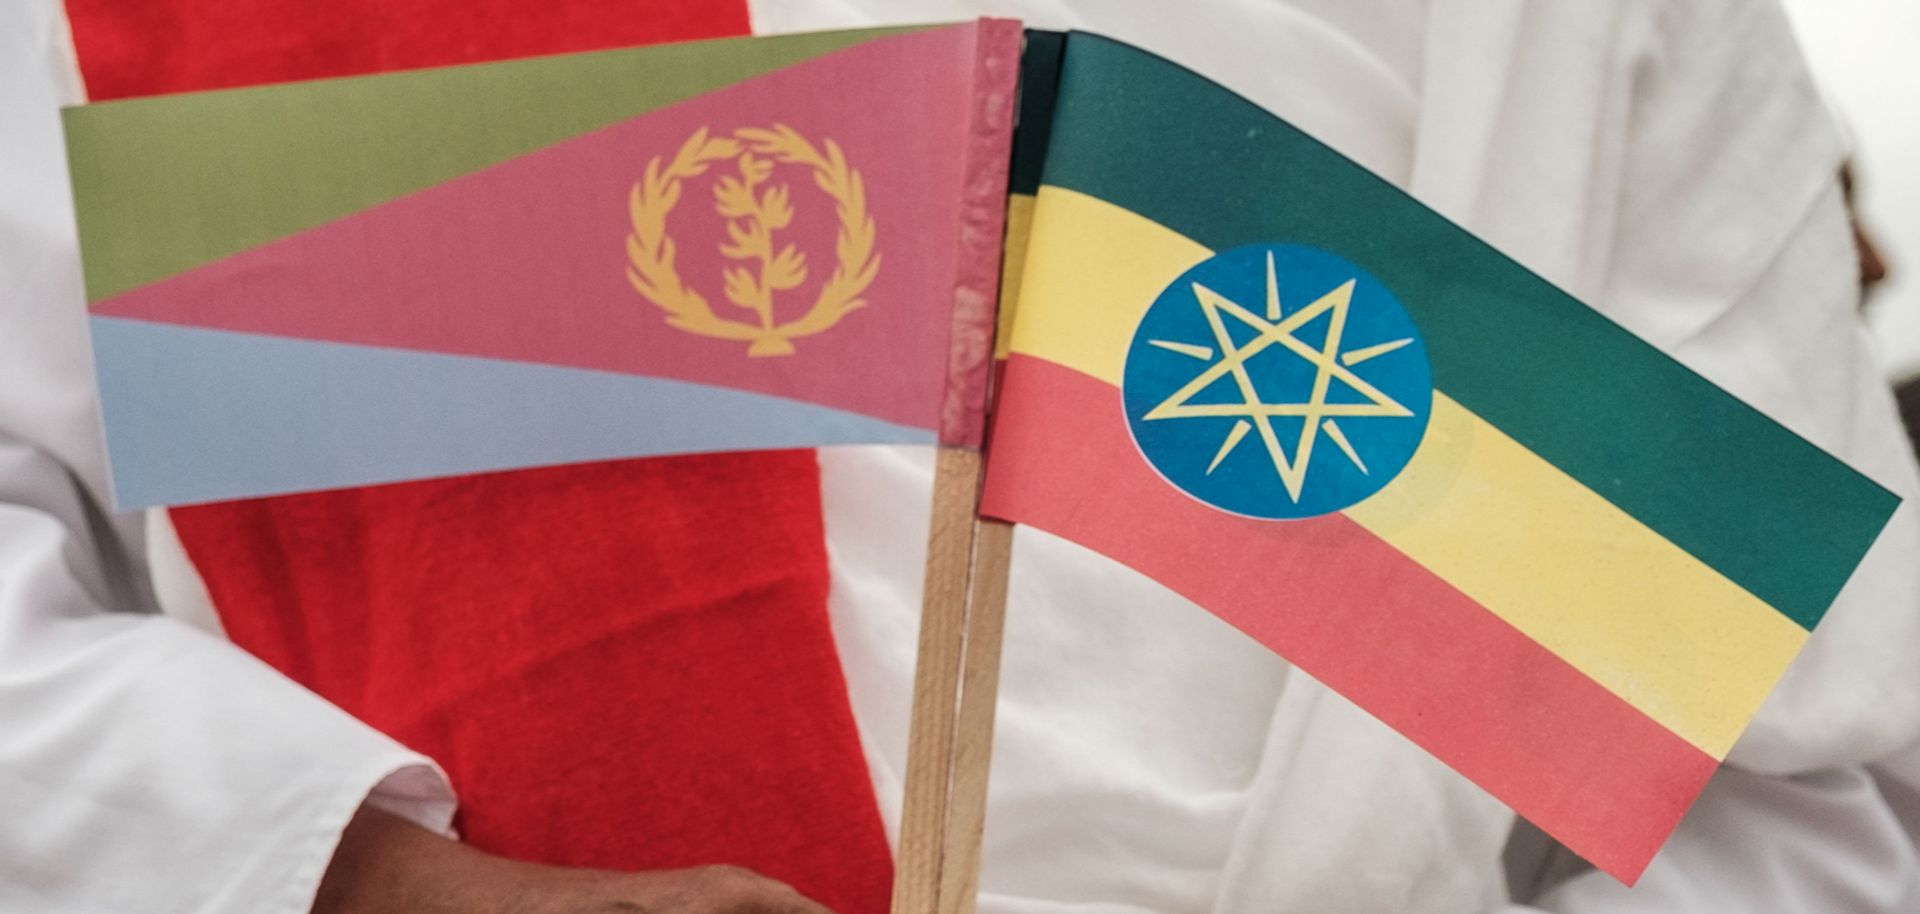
[1007,187,1209,381]
[1349,396,1806,758]
[1011,185,1807,759]
[994,193,1038,361]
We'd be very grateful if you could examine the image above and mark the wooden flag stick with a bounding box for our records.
[890,440,1017,914]
[892,446,989,914]
[934,517,1015,914]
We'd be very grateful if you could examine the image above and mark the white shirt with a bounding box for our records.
[3,0,1916,911]
[778,1,1920,910]
[0,5,456,914]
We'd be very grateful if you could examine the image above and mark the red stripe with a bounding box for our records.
[981,354,1718,882]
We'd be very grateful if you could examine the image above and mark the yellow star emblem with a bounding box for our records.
[1143,252,1416,502]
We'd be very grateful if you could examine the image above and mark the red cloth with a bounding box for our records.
[66,0,751,97]
[66,4,894,913]
[168,457,893,913]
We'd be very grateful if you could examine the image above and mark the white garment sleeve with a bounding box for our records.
[789,1,1920,910]
[1503,764,1920,913]
[1479,1,1920,906]
[0,4,457,913]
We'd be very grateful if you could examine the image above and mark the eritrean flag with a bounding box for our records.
[981,33,1900,882]
[66,20,1019,509]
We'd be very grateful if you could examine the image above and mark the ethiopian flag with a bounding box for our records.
[981,33,1899,882]
[66,20,1019,509]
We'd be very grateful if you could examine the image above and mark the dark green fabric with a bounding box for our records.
[1039,32,1896,631]
[65,27,913,302]
[1008,29,1065,197]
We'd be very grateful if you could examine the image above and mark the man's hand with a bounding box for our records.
[313,806,838,914]
[504,865,839,914]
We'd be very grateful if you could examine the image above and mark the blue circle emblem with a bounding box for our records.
[1122,244,1433,520]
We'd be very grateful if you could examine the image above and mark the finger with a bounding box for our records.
[762,895,837,914]
[735,876,835,914]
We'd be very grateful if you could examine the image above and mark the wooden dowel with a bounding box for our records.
[892,446,987,914]
[935,517,1015,914]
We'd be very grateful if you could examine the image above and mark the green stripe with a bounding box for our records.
[64,27,914,302]
[1008,29,1066,196]
[1039,33,1896,630]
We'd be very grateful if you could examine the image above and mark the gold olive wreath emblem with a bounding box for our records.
[626,125,879,357]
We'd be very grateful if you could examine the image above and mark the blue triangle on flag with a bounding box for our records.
[93,317,933,508]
